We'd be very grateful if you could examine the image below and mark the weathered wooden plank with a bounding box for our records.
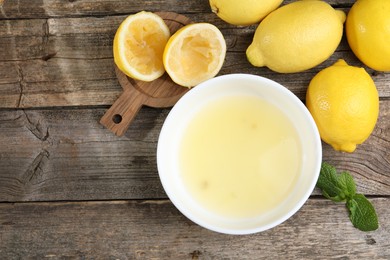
[0,13,359,61]
[1,51,389,108]
[0,0,209,19]
[0,101,388,202]
[0,198,389,259]
[0,61,20,108]
[0,13,352,63]
[0,18,45,37]
[0,107,165,201]
[0,0,355,19]
[45,10,352,46]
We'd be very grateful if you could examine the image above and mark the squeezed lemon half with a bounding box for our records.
[163,23,226,87]
[113,11,170,81]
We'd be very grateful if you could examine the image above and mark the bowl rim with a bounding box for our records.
[157,73,322,235]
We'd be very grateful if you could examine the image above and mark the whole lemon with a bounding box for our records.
[306,59,379,153]
[209,0,283,26]
[346,0,390,71]
[246,0,346,73]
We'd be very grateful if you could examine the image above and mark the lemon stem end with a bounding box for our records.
[334,59,348,67]
[246,44,265,67]
[335,10,346,24]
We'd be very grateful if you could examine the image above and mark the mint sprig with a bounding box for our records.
[316,162,379,231]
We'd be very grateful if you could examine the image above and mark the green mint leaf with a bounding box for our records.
[317,162,379,232]
[346,194,379,232]
[337,171,356,200]
[316,162,347,202]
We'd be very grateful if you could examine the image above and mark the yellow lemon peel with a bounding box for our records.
[246,0,345,73]
[113,11,170,81]
[346,0,390,71]
[306,59,379,153]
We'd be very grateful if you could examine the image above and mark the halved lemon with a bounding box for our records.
[163,23,226,87]
[113,11,170,81]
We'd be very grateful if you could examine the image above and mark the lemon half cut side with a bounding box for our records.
[163,23,227,88]
[113,11,171,82]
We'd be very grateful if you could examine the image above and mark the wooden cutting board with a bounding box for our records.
[100,12,192,136]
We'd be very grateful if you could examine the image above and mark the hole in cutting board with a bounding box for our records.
[112,114,123,124]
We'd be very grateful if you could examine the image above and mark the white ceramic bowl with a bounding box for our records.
[157,74,322,235]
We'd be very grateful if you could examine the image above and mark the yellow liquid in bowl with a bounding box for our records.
[179,95,302,219]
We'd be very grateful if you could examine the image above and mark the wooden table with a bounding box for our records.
[0,0,389,258]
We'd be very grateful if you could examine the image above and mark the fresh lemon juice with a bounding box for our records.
[179,95,302,219]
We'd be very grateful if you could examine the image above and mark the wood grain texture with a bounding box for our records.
[0,198,389,259]
[99,68,188,136]
[1,55,389,108]
[0,107,165,201]
[0,0,389,258]
[1,10,390,108]
[0,0,356,19]
[0,101,388,202]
